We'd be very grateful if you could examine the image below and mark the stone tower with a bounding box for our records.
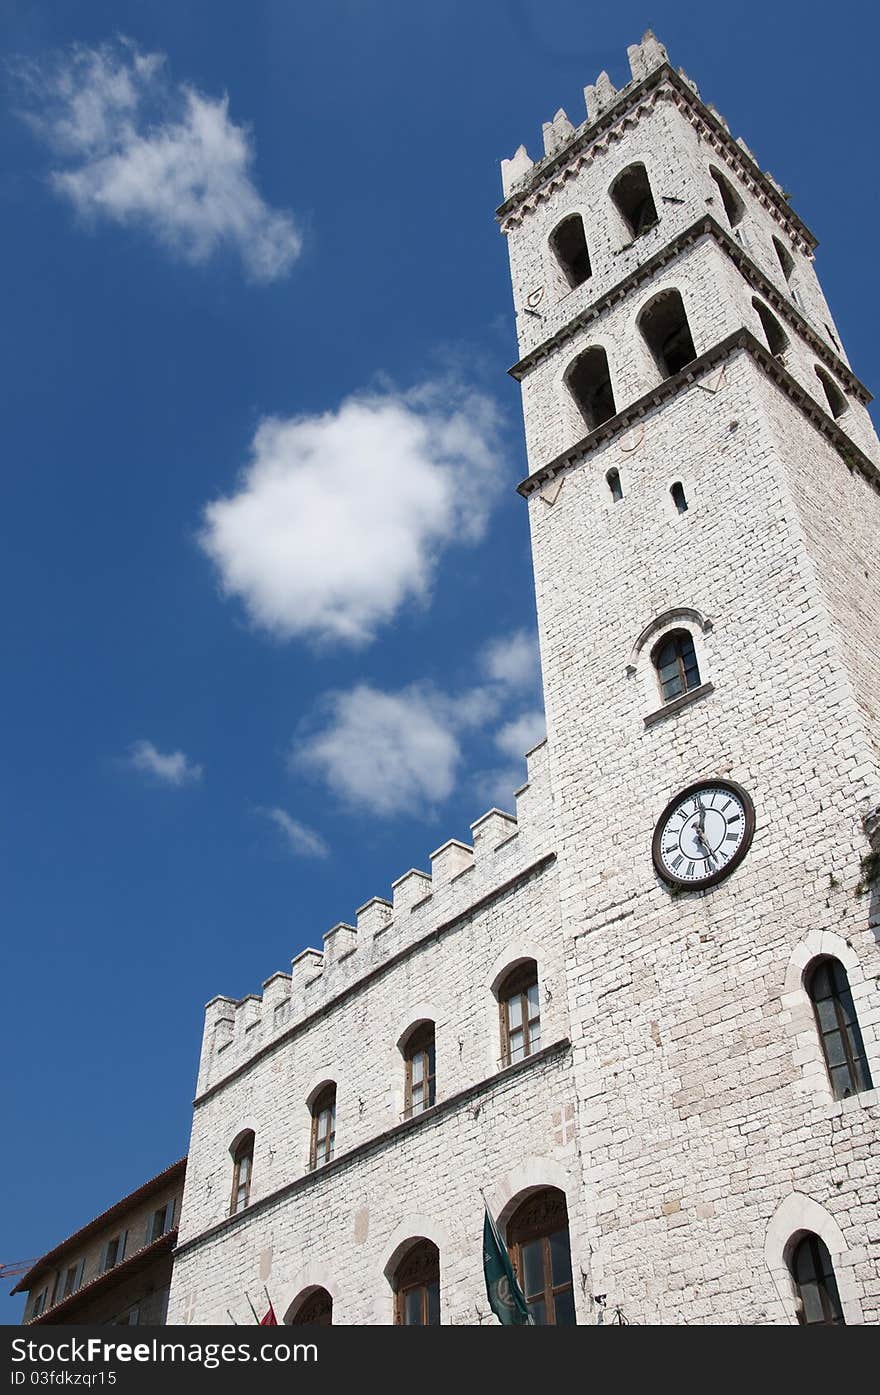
[499,32,880,1321]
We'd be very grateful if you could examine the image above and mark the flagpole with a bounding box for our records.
[226,1309,238,1325]
[263,1285,277,1324]
[245,1292,261,1324]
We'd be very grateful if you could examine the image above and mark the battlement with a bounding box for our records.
[196,738,553,1095]
[498,31,813,249]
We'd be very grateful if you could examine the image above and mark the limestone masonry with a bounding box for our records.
[168,32,880,1325]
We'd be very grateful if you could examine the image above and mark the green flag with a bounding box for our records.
[483,1202,532,1325]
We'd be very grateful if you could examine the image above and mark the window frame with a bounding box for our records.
[651,629,702,704]
[790,1233,845,1325]
[498,962,541,1068]
[229,1132,254,1216]
[403,1022,436,1119]
[507,1189,576,1327]
[806,958,873,1100]
[391,1240,441,1327]
[309,1084,337,1170]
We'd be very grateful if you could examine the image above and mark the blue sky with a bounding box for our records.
[2,0,878,1316]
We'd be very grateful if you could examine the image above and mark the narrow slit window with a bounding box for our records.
[709,166,745,227]
[814,365,847,419]
[566,347,616,430]
[606,468,623,503]
[652,630,701,703]
[639,290,697,378]
[790,1235,845,1325]
[806,958,872,1099]
[550,214,592,289]
[671,481,688,513]
[752,298,789,356]
[772,235,795,282]
[610,163,659,239]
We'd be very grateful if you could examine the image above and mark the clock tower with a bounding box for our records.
[499,32,880,1322]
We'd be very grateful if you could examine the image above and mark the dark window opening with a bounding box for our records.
[790,1235,845,1325]
[772,235,795,281]
[606,468,623,504]
[610,163,659,239]
[566,347,616,430]
[806,958,872,1100]
[671,481,688,513]
[507,1189,576,1326]
[815,365,847,419]
[652,630,701,703]
[709,166,745,227]
[286,1288,333,1326]
[402,1021,436,1118]
[309,1084,336,1169]
[639,290,697,378]
[498,961,541,1066]
[752,298,789,356]
[392,1240,440,1326]
[550,214,592,289]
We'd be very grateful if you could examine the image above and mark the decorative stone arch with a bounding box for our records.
[378,1215,449,1325]
[606,156,660,243]
[781,931,879,1104]
[560,338,617,438]
[547,208,592,297]
[486,943,546,1075]
[283,1278,335,1326]
[764,1192,865,1325]
[635,283,698,383]
[488,1156,572,1233]
[300,1069,339,1172]
[626,607,713,718]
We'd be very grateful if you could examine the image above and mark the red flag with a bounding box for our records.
[260,1302,277,1326]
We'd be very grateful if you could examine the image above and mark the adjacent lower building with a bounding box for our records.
[13,1158,186,1326]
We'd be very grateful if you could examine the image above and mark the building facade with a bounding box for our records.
[14,1159,185,1326]
[168,33,880,1326]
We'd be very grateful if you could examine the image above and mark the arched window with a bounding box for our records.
[752,298,789,356]
[229,1131,254,1216]
[814,365,847,419]
[670,481,688,513]
[498,961,541,1066]
[507,1188,575,1326]
[652,630,701,703]
[286,1288,333,1326]
[390,1240,440,1326]
[566,347,616,430]
[402,1021,436,1118]
[606,468,623,503]
[309,1084,336,1169]
[550,214,592,289]
[639,290,696,378]
[709,166,745,228]
[806,958,872,1099]
[610,163,659,239]
[772,235,794,282]
[789,1234,845,1325]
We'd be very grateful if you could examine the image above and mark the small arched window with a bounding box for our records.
[790,1234,845,1325]
[229,1131,254,1216]
[772,235,795,282]
[709,166,745,228]
[610,163,659,239]
[391,1239,440,1326]
[639,290,697,378]
[652,630,701,703]
[507,1188,576,1326]
[814,365,847,419]
[752,298,789,356]
[670,481,688,513]
[286,1288,333,1326]
[606,468,623,503]
[566,347,616,430]
[806,958,872,1099]
[550,214,592,289]
[498,961,541,1066]
[402,1021,436,1118]
[309,1084,336,1169]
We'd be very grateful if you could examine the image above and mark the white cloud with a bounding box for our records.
[481,629,541,690]
[295,684,465,817]
[258,807,329,859]
[16,38,301,281]
[494,709,546,760]
[199,383,503,647]
[128,739,202,786]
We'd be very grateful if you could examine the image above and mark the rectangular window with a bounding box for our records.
[32,1289,48,1317]
[102,1232,127,1273]
[148,1198,175,1243]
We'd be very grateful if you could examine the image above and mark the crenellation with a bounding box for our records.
[391,867,432,915]
[355,895,393,941]
[322,921,357,966]
[430,838,474,886]
[542,109,575,158]
[584,71,617,123]
[626,30,669,83]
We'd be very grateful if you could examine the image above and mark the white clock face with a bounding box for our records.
[653,782,754,888]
